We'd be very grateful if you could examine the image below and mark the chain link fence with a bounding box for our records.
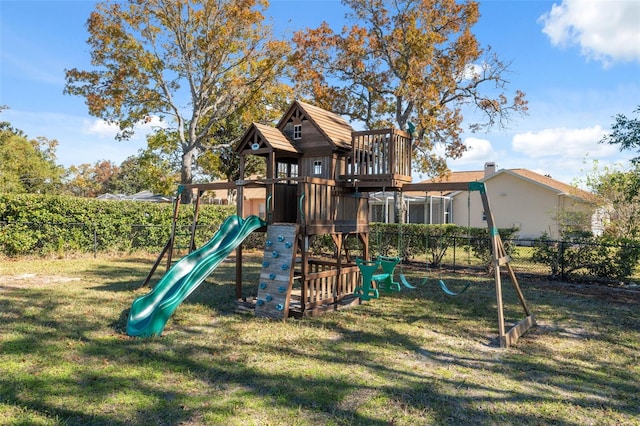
[367,230,640,284]
[2,221,640,284]
[0,221,262,258]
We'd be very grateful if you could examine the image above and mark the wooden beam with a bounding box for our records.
[401,182,475,192]
[180,182,237,191]
[501,315,537,348]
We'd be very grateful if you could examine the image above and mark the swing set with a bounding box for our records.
[384,186,471,296]
[396,214,471,296]
[361,181,536,348]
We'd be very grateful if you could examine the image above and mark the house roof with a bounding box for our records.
[408,168,595,203]
[502,169,596,203]
[278,100,353,150]
[97,190,173,203]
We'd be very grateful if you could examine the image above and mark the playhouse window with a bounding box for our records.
[277,162,299,178]
[293,124,302,140]
[313,160,323,175]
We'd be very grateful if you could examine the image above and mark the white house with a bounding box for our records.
[369,162,599,239]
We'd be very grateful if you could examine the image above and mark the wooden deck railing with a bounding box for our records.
[292,259,360,315]
[346,128,412,186]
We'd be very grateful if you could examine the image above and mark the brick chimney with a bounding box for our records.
[484,162,496,177]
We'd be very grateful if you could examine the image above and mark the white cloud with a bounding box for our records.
[457,137,497,164]
[512,125,614,158]
[539,0,640,66]
[462,63,483,80]
[83,116,166,138]
[83,120,120,138]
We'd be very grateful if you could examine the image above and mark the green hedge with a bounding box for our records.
[306,223,519,271]
[532,233,640,281]
[0,194,236,256]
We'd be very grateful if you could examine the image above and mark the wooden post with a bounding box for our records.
[166,186,183,270]
[266,151,276,223]
[188,189,203,253]
[301,235,309,314]
[475,182,536,347]
[332,234,343,309]
[235,157,245,300]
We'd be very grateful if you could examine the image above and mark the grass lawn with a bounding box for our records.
[0,253,639,425]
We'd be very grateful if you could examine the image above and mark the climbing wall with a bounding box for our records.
[255,224,299,320]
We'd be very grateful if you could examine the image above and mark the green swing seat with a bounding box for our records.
[399,274,427,289]
[436,279,471,296]
[399,273,470,296]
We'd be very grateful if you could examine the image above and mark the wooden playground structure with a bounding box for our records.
[147,100,535,347]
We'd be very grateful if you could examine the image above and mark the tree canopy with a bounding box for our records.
[64,0,290,202]
[600,105,640,165]
[588,106,640,239]
[291,0,527,176]
[0,108,65,194]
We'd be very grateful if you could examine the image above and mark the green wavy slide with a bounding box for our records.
[127,214,266,337]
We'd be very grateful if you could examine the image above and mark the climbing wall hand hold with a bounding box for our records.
[259,282,267,289]
[272,251,279,258]
[281,264,289,271]
[278,285,287,293]
[278,235,285,242]
[262,261,270,268]
[256,299,265,306]
[285,242,292,249]
[269,273,276,280]
[265,294,273,302]
[266,240,273,247]
[275,304,284,311]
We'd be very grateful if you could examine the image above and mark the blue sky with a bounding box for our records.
[1,0,639,187]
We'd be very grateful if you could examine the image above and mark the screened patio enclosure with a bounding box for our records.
[368,192,453,224]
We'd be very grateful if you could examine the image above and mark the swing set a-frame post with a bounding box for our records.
[401,180,536,347]
[469,181,536,347]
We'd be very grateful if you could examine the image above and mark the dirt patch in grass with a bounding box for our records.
[0,274,81,289]
[525,278,640,305]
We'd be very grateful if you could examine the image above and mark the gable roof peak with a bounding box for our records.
[278,100,353,150]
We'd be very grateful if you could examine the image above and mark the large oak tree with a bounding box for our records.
[65,0,289,202]
[291,0,527,176]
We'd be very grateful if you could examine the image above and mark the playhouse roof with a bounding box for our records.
[278,100,353,150]
[253,123,301,154]
[235,122,302,156]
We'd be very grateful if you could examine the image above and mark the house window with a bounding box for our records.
[313,160,322,175]
[293,124,302,140]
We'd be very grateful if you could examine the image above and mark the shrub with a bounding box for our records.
[532,233,640,281]
[0,194,235,256]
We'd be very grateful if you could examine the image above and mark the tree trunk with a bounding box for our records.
[180,149,195,204]
[394,192,405,224]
